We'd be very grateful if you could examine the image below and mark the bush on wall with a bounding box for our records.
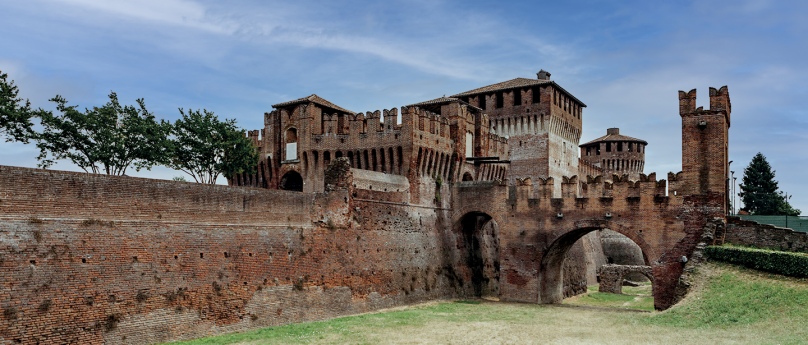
[705,245,808,278]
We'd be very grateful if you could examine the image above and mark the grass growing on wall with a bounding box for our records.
[645,263,808,328]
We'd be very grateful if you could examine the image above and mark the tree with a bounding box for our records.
[0,71,36,143]
[738,153,800,215]
[165,108,258,184]
[35,92,171,175]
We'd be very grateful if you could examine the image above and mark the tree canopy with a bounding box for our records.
[0,71,35,143]
[165,108,258,184]
[1,70,259,184]
[35,92,171,175]
[738,152,800,216]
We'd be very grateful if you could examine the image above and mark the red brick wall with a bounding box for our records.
[0,166,465,344]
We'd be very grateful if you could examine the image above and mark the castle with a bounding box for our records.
[231,71,652,289]
[0,73,731,344]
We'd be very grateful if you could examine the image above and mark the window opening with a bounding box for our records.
[285,128,298,160]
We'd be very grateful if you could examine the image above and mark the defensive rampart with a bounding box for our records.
[0,165,463,344]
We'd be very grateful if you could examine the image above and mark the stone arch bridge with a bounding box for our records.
[449,86,731,309]
[451,175,724,310]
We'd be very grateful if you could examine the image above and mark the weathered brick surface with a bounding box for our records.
[597,265,652,294]
[0,166,469,344]
[724,216,808,252]
[0,84,731,343]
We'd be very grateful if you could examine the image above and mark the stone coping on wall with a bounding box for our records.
[350,168,409,192]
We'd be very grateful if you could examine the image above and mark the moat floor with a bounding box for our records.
[168,262,808,345]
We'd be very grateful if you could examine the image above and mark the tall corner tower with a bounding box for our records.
[679,86,731,214]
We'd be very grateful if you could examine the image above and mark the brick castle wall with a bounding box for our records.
[0,165,469,345]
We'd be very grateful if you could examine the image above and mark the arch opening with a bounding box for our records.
[462,172,474,181]
[539,226,653,305]
[601,229,650,281]
[279,171,303,192]
[456,212,500,298]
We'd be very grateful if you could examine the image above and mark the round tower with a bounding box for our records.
[579,128,647,181]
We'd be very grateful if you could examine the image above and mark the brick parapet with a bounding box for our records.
[723,216,808,252]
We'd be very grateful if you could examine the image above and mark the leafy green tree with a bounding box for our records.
[35,92,171,175]
[166,108,258,184]
[778,192,801,216]
[0,71,36,143]
[738,153,800,215]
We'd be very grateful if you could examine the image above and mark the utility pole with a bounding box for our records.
[784,192,791,228]
[733,176,737,215]
[730,170,735,215]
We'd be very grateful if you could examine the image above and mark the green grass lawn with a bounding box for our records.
[165,262,808,345]
[563,283,654,311]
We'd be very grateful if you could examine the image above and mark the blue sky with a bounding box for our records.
[1,0,806,214]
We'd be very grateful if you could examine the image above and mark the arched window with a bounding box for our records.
[285,128,298,160]
[280,171,303,192]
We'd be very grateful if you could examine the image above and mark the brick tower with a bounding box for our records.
[579,128,647,181]
[679,86,730,211]
[451,70,585,196]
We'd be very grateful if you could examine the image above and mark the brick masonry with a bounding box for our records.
[722,216,808,253]
[597,265,653,294]
[0,84,730,344]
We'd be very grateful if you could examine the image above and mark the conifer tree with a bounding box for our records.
[738,153,799,215]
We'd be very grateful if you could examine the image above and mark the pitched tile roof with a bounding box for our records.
[272,94,356,114]
[451,78,586,107]
[405,96,483,112]
[580,133,648,146]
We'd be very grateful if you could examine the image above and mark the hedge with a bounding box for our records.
[704,245,808,278]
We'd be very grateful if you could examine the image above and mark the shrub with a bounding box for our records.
[705,245,808,278]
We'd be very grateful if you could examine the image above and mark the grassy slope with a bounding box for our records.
[165,262,808,345]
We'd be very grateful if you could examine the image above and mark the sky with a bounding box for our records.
[1,0,806,214]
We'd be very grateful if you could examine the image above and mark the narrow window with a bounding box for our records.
[606,142,611,152]
[389,147,395,174]
[496,92,504,108]
[513,89,522,106]
[618,142,623,152]
[479,95,487,109]
[379,149,386,173]
[372,150,377,171]
[285,128,298,160]
[465,132,474,158]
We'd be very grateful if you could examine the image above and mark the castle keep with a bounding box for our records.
[0,73,730,344]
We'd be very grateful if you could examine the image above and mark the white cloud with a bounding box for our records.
[49,0,235,34]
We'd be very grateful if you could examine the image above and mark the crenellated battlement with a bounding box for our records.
[679,86,731,126]
[510,172,684,206]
